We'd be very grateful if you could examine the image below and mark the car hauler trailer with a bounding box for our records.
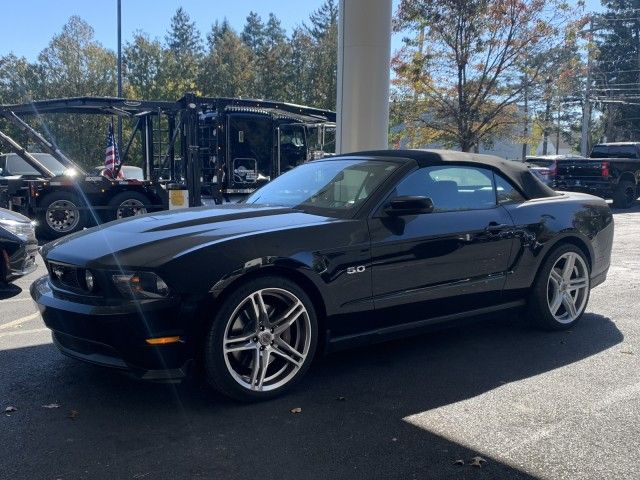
[0,94,336,239]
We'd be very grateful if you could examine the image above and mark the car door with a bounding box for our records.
[367,164,517,327]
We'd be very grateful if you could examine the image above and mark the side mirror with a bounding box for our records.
[384,196,434,216]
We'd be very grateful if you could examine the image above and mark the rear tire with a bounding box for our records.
[204,276,318,402]
[38,191,87,239]
[527,244,591,330]
[107,191,150,221]
[612,180,637,209]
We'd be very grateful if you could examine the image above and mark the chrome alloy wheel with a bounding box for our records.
[116,199,147,219]
[223,288,312,392]
[547,252,589,324]
[46,200,80,233]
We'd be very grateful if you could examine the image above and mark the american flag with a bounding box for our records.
[104,121,121,175]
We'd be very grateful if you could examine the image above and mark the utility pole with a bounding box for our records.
[556,102,561,155]
[117,0,123,150]
[580,17,593,156]
[522,73,529,161]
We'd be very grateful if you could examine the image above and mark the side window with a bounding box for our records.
[393,165,497,212]
[494,173,526,204]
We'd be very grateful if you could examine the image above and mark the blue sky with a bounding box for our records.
[3,0,604,60]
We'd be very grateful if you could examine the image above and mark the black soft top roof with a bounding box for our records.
[342,149,558,199]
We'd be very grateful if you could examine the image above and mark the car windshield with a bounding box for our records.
[244,159,399,216]
[6,153,67,176]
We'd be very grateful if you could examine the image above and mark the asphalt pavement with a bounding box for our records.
[1,206,639,480]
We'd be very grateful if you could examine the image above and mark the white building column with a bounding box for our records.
[336,0,392,154]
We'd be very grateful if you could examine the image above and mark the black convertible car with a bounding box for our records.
[31,150,614,401]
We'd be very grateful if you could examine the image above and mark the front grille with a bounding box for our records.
[47,261,83,291]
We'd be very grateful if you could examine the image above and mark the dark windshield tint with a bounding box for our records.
[591,145,638,159]
[244,159,399,216]
[6,153,67,176]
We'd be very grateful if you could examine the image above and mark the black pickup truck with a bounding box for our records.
[552,142,640,208]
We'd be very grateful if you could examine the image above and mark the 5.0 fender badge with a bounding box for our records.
[347,266,366,275]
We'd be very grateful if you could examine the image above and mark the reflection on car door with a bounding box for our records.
[367,165,517,327]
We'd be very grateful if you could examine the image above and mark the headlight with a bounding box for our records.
[112,272,170,299]
[0,219,35,241]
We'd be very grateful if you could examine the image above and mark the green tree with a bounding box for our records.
[35,16,117,167]
[287,28,315,105]
[164,7,203,97]
[303,0,338,109]
[199,24,255,97]
[254,14,291,100]
[123,32,169,99]
[241,12,266,52]
[594,0,640,141]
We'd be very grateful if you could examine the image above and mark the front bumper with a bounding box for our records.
[2,242,38,282]
[30,276,201,379]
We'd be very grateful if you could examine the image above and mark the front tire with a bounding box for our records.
[204,276,318,401]
[527,244,591,330]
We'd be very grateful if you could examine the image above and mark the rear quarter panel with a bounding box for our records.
[501,192,613,298]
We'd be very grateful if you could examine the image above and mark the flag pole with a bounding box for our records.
[117,0,123,150]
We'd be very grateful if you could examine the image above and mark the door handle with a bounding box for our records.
[485,222,509,233]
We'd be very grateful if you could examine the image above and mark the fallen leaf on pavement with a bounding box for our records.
[470,456,487,468]
[68,410,79,420]
[290,407,302,414]
[4,406,17,413]
[453,459,465,466]
[42,404,60,409]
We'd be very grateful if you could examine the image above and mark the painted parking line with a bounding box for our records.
[0,312,41,330]
[0,297,33,304]
[0,327,49,338]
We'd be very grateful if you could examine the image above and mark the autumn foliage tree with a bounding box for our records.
[0,3,339,170]
[393,0,584,152]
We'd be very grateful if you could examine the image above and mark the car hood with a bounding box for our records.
[0,207,32,223]
[42,204,341,268]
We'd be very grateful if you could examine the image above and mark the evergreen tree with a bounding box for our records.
[594,0,640,141]
[304,0,338,109]
[287,28,315,105]
[255,13,291,100]
[200,24,255,98]
[164,7,203,97]
[241,12,266,52]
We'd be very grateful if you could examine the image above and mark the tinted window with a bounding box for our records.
[590,144,638,159]
[5,153,67,176]
[494,173,525,204]
[6,154,41,175]
[393,166,496,212]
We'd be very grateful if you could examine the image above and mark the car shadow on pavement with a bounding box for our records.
[610,203,640,214]
[0,283,22,300]
[0,312,622,480]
